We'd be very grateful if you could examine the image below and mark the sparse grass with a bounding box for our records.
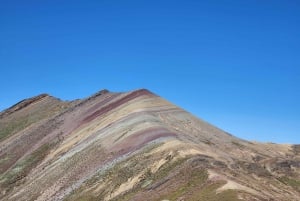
[0,155,10,166]
[237,161,271,177]
[191,182,241,201]
[156,163,242,201]
[0,117,34,141]
[64,195,98,201]
[292,145,300,155]
[203,139,214,146]
[0,101,67,142]
[64,145,243,201]
[64,143,162,201]
[0,143,52,191]
[231,141,245,149]
[111,157,192,201]
[151,157,188,183]
[278,176,300,192]
[159,168,208,200]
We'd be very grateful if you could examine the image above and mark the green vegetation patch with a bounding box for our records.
[189,182,242,201]
[155,159,242,201]
[0,155,10,167]
[0,101,66,142]
[278,176,300,192]
[158,167,208,200]
[0,143,52,191]
[113,156,191,201]
[0,117,35,141]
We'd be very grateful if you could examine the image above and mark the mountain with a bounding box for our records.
[0,89,299,201]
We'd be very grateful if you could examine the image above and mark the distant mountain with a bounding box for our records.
[0,89,299,201]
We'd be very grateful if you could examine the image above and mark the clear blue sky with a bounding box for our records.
[1,0,299,143]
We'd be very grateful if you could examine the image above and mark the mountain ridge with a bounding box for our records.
[0,89,299,201]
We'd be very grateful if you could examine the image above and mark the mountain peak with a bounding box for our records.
[0,89,299,201]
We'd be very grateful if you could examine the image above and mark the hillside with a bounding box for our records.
[0,89,299,201]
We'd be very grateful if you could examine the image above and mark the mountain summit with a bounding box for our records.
[0,89,299,201]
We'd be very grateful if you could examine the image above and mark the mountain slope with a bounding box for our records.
[0,89,299,201]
